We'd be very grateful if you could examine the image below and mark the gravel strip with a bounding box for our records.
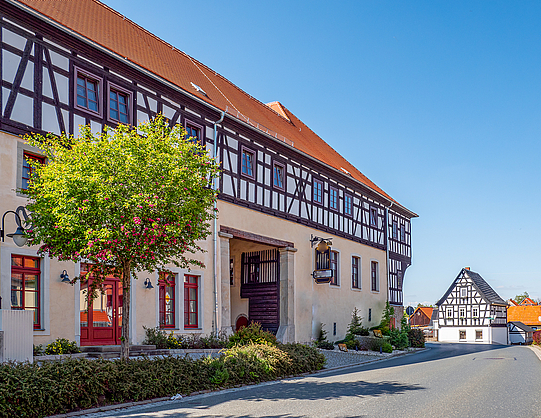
[320,348,419,369]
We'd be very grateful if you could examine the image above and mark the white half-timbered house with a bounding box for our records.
[435,268,507,344]
[0,0,417,350]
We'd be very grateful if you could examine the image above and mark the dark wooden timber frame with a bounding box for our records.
[1,1,413,307]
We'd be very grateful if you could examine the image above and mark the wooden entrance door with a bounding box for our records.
[80,278,123,346]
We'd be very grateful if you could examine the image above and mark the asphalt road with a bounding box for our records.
[82,343,541,418]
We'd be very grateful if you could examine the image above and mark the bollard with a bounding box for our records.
[380,346,382,354]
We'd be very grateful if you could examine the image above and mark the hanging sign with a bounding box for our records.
[313,269,333,284]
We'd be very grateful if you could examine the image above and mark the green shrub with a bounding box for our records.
[227,322,277,348]
[0,342,325,417]
[368,337,389,352]
[33,344,44,357]
[408,328,425,348]
[382,342,393,353]
[389,328,409,350]
[44,338,80,355]
[142,326,168,349]
[316,340,335,350]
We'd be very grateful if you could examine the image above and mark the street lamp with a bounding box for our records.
[1,210,28,247]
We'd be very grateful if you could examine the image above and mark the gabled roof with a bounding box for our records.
[508,299,519,306]
[413,307,433,319]
[519,297,537,306]
[11,0,417,218]
[436,268,506,306]
[509,321,535,333]
[508,306,541,326]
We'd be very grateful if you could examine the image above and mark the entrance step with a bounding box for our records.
[80,344,156,353]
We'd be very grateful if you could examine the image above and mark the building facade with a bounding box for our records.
[435,268,507,344]
[0,0,416,347]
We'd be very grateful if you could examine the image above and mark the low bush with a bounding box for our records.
[44,338,80,355]
[367,337,391,352]
[227,322,277,348]
[316,340,335,350]
[382,342,393,353]
[33,344,44,357]
[0,342,324,418]
[389,328,409,350]
[534,331,541,345]
[408,328,425,348]
[142,327,229,350]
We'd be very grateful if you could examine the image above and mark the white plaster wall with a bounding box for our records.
[438,326,508,344]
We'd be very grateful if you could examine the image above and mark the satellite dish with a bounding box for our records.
[406,306,414,316]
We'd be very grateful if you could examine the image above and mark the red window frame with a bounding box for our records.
[330,250,338,286]
[371,261,378,292]
[184,275,199,328]
[158,272,176,328]
[11,255,41,329]
[352,256,360,289]
[313,179,323,205]
[22,153,44,190]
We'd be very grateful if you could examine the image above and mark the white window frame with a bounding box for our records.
[460,287,467,298]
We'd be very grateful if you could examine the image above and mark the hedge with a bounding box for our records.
[0,343,325,418]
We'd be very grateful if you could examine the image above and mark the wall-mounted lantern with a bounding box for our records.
[1,210,28,247]
[60,270,70,283]
[310,234,333,284]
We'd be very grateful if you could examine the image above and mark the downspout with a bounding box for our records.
[385,202,393,319]
[212,111,225,335]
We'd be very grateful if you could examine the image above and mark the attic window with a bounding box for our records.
[190,82,207,96]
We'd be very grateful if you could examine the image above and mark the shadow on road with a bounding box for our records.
[320,342,521,378]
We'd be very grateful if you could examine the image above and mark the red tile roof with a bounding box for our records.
[507,306,541,326]
[14,0,415,216]
[519,297,537,306]
[418,307,433,318]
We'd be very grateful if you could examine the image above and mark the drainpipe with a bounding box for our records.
[385,202,393,323]
[212,111,225,335]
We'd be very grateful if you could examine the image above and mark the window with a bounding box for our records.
[273,162,285,190]
[108,83,132,124]
[158,272,175,328]
[185,122,203,145]
[400,224,406,242]
[241,147,255,178]
[184,275,199,328]
[330,250,339,285]
[472,307,478,317]
[75,67,102,116]
[351,256,360,289]
[368,308,372,322]
[476,330,483,340]
[370,207,378,227]
[446,308,453,318]
[459,307,465,318]
[11,255,40,329]
[371,261,379,292]
[459,330,466,340]
[344,194,352,216]
[22,153,44,190]
[392,222,398,240]
[460,287,467,298]
[313,179,323,204]
[329,187,338,210]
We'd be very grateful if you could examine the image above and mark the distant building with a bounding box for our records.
[435,268,507,344]
[507,305,541,331]
[409,307,433,327]
[508,321,534,345]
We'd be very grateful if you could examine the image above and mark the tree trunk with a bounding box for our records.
[120,261,132,360]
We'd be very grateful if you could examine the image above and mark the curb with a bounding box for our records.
[47,347,428,417]
[528,344,541,362]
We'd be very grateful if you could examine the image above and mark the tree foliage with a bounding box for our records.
[24,115,220,358]
[514,292,530,304]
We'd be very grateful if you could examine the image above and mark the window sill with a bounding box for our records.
[351,287,362,292]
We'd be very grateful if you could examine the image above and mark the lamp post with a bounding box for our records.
[1,210,28,247]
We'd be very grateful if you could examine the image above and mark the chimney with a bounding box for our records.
[465,267,470,271]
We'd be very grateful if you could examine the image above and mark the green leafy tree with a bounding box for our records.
[24,115,219,359]
[514,291,530,304]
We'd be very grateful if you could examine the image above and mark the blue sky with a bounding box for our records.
[103,0,541,306]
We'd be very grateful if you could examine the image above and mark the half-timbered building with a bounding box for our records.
[0,0,416,348]
[435,268,507,344]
